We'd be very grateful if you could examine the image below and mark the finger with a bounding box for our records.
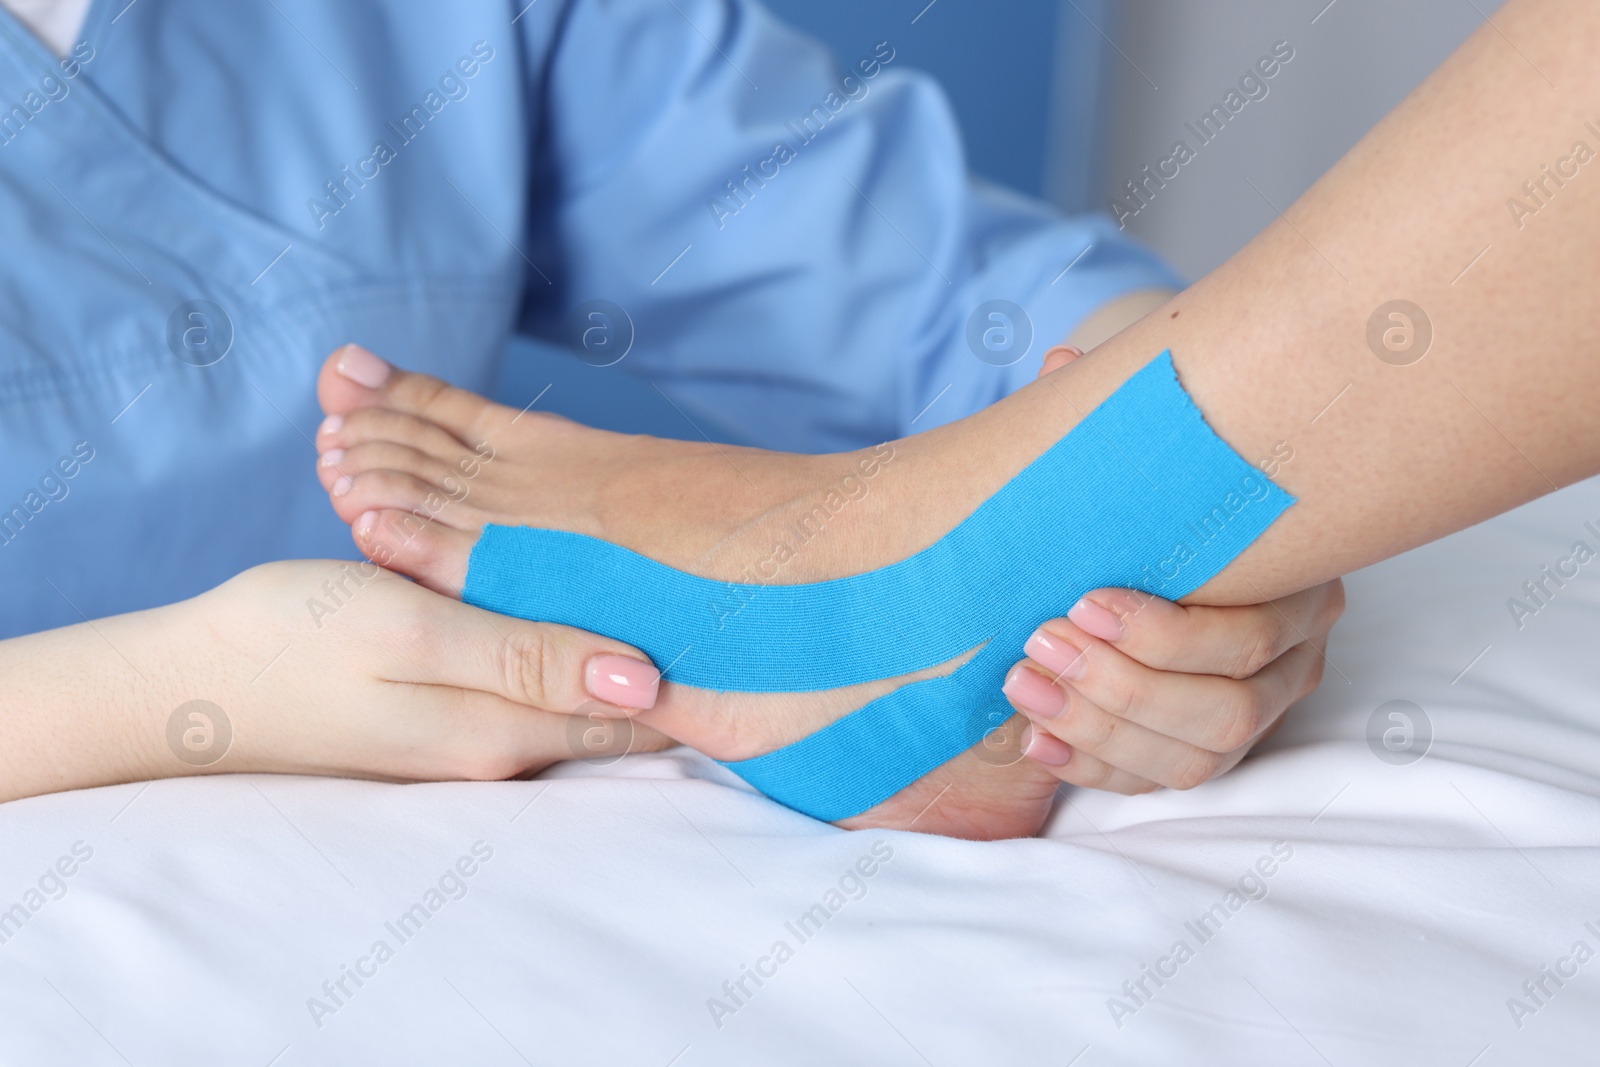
[504,699,678,769]
[1037,343,1085,379]
[401,596,663,715]
[1004,663,1225,788]
[1017,623,1326,752]
[394,687,676,782]
[1059,578,1345,678]
[1019,725,1160,795]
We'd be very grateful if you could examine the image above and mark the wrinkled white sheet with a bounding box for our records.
[3,480,1599,1066]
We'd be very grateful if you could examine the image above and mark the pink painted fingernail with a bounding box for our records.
[1023,725,1073,767]
[319,448,345,468]
[331,474,353,496]
[586,654,660,710]
[318,414,343,437]
[1068,597,1124,641]
[335,345,391,389]
[354,511,378,539]
[1003,665,1066,719]
[1025,628,1086,681]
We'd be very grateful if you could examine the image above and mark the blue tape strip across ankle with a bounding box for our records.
[462,351,1292,822]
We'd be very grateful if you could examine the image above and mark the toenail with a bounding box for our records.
[318,414,343,437]
[1002,665,1065,719]
[353,511,378,539]
[331,475,353,496]
[1024,628,1086,681]
[335,345,391,389]
[319,448,345,468]
[1022,725,1073,767]
[585,654,661,710]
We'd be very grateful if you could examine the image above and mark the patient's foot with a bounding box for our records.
[313,345,1067,839]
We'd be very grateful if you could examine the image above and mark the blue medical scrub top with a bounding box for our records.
[0,0,1181,639]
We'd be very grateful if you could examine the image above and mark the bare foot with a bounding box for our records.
[312,345,1063,839]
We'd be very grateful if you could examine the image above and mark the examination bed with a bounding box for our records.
[2,477,1597,1065]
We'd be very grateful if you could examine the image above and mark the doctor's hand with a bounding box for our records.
[0,560,675,804]
[186,561,678,784]
[1001,579,1345,794]
[1004,344,1344,795]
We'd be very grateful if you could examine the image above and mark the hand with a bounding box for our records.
[192,561,679,782]
[0,560,673,803]
[1001,579,1344,794]
[1012,342,1343,794]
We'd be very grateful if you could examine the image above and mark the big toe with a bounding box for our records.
[317,344,397,418]
[317,343,498,444]
[353,508,478,598]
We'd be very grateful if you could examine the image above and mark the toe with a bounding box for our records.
[319,441,477,501]
[323,465,486,533]
[318,343,503,444]
[320,406,484,465]
[317,344,395,417]
[352,508,478,597]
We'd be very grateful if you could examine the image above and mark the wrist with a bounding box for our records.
[0,598,202,803]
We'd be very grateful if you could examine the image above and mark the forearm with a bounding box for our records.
[0,605,193,803]
[970,0,1600,605]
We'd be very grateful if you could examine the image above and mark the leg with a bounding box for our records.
[318,0,1600,834]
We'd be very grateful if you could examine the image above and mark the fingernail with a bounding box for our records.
[318,414,343,437]
[354,511,378,539]
[1025,628,1086,681]
[335,345,391,389]
[586,654,660,710]
[1003,665,1065,719]
[319,448,345,468]
[1023,725,1073,767]
[331,474,353,497]
[1068,597,1124,642]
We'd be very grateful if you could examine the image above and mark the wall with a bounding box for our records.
[1095,0,1497,280]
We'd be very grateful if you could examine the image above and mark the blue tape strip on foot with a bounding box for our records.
[462,351,1293,821]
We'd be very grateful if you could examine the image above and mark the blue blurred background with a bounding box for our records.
[498,0,1489,441]
[496,0,1114,441]
[760,0,1110,209]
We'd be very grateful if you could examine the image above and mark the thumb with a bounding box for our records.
[1037,343,1085,379]
[424,600,662,716]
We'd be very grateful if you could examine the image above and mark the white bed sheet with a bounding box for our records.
[4,480,1600,1066]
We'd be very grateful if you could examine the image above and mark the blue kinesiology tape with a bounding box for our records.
[463,351,1293,821]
